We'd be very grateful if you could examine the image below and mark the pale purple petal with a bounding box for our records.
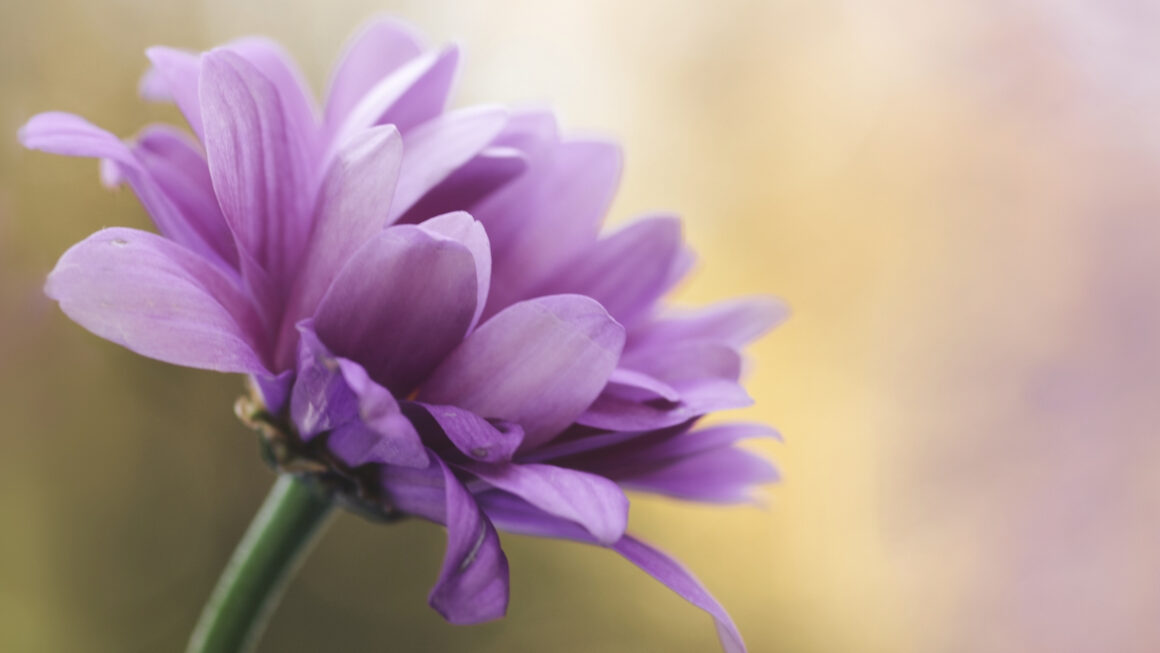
[313,226,478,395]
[606,368,680,403]
[331,358,427,468]
[277,125,403,365]
[428,456,510,625]
[200,50,312,287]
[325,17,426,127]
[416,211,491,331]
[480,140,623,315]
[619,447,777,503]
[19,113,230,265]
[632,297,789,350]
[386,106,508,223]
[332,46,458,145]
[464,462,628,545]
[420,295,626,449]
[142,47,204,139]
[534,215,689,325]
[395,146,527,225]
[413,403,523,462]
[45,228,267,373]
[290,326,360,438]
[613,536,746,653]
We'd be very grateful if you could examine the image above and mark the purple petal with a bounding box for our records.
[395,146,527,225]
[313,226,478,396]
[331,359,427,468]
[534,215,689,325]
[290,326,361,438]
[45,227,267,373]
[142,47,204,139]
[325,17,426,127]
[128,125,237,267]
[19,113,232,266]
[277,125,403,365]
[332,46,458,145]
[416,212,491,331]
[413,403,524,462]
[480,140,623,315]
[386,106,509,223]
[200,50,313,288]
[464,462,628,545]
[614,536,746,653]
[428,456,510,625]
[420,295,626,449]
[606,368,680,403]
[632,297,789,350]
[619,447,778,503]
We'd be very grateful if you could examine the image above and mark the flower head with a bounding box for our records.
[21,17,785,652]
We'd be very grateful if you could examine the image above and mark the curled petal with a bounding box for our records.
[428,455,510,625]
[413,403,523,463]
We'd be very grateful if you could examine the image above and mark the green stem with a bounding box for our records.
[187,474,336,653]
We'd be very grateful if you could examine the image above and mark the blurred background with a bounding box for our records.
[3,1,1159,651]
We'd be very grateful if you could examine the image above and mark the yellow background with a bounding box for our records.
[2,2,1157,651]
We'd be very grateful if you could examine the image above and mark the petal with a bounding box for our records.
[200,50,314,288]
[395,146,528,225]
[325,16,426,126]
[290,326,361,438]
[479,140,623,315]
[632,297,789,350]
[606,368,680,403]
[331,358,427,468]
[332,46,458,145]
[420,295,626,449]
[142,47,204,139]
[19,113,231,266]
[613,536,747,653]
[45,227,267,373]
[416,212,491,331]
[464,462,628,545]
[428,456,510,625]
[386,106,509,224]
[129,125,237,267]
[534,215,689,325]
[313,226,478,396]
[619,447,778,503]
[277,125,403,364]
[412,403,523,463]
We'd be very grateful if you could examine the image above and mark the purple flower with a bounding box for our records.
[20,17,784,652]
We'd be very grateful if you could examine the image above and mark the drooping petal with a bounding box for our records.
[313,226,478,395]
[420,295,626,449]
[479,140,623,315]
[464,462,628,545]
[395,146,527,225]
[416,212,491,331]
[613,536,747,653]
[142,47,204,139]
[325,16,426,127]
[631,296,789,350]
[332,46,459,145]
[45,227,267,373]
[428,456,510,625]
[277,125,403,365]
[331,359,427,468]
[411,403,523,463]
[19,113,232,266]
[386,106,509,224]
[534,215,689,325]
[200,49,313,288]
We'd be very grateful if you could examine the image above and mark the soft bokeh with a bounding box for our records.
[2,1,1157,651]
